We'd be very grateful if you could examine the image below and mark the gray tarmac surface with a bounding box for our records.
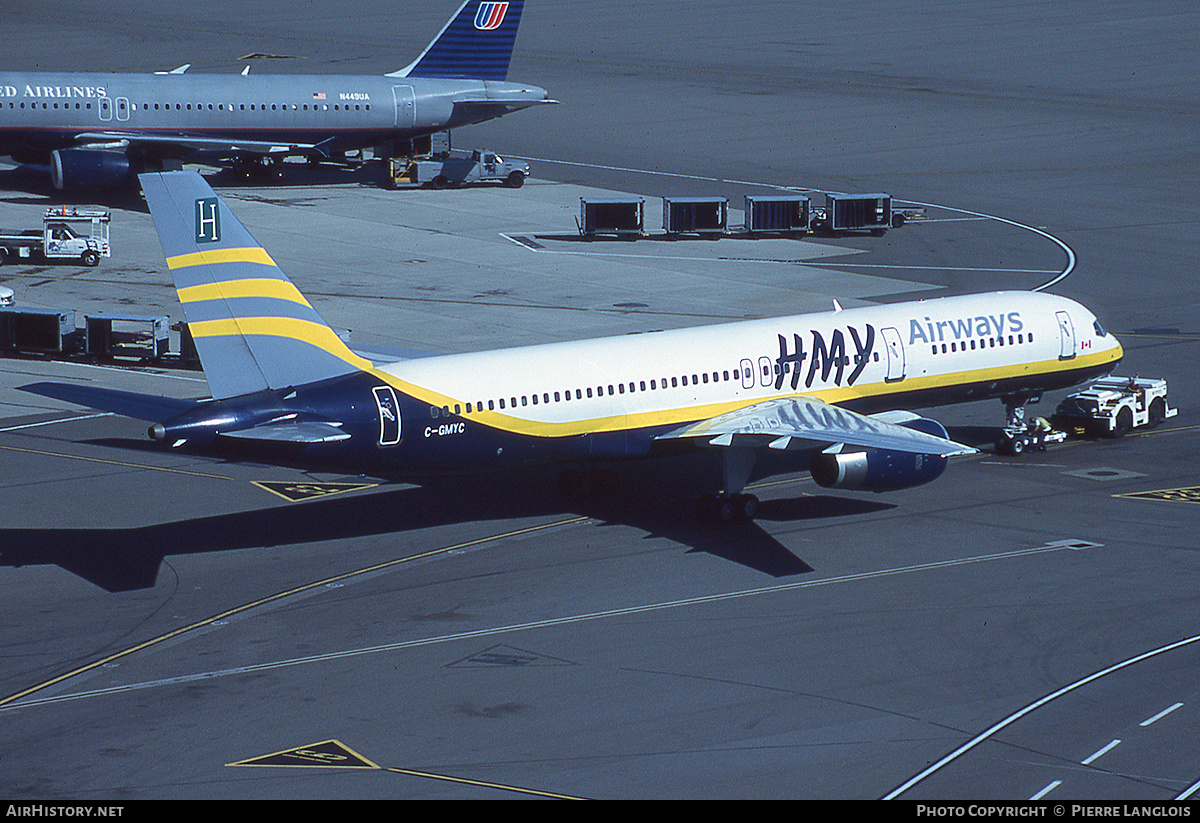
[1,0,1198,801]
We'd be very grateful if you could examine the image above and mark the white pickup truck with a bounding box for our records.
[0,208,110,267]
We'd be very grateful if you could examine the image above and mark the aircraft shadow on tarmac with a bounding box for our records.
[0,447,899,592]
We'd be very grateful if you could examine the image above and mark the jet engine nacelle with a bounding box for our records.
[51,149,133,191]
[809,417,951,492]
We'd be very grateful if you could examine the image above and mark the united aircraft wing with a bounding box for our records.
[73,131,324,158]
[657,397,976,456]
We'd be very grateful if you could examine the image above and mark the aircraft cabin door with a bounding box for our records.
[115,97,130,122]
[881,326,905,382]
[98,97,113,122]
[372,386,401,446]
[392,85,416,130]
[1056,310,1076,359]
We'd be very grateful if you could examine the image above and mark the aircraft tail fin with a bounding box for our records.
[139,171,371,401]
[391,0,526,81]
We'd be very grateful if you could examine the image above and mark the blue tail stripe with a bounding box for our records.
[406,0,525,81]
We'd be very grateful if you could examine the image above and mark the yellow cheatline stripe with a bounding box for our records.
[378,345,1126,441]
[179,278,312,307]
[166,246,277,270]
[183,310,1125,442]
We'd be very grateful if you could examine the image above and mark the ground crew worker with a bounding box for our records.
[1028,416,1052,452]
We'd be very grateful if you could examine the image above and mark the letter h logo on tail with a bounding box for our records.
[195,197,221,243]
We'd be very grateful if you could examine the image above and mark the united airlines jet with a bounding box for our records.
[27,172,1124,523]
[0,1,552,190]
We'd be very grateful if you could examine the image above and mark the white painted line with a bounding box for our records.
[1030,780,1061,800]
[1082,738,1120,765]
[0,412,114,432]
[4,538,1096,712]
[1179,778,1200,800]
[885,633,1200,798]
[1140,702,1183,727]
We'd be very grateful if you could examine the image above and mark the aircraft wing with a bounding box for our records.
[657,397,976,456]
[73,132,323,157]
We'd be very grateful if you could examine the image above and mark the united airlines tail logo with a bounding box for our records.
[474,2,509,30]
[194,198,220,243]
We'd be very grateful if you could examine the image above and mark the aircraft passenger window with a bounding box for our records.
[532,394,538,404]
[1008,335,1014,345]
[672,377,678,387]
[618,384,624,394]
[1029,333,1034,342]
[466,403,473,413]
[681,376,688,386]
[489,400,495,410]
[499,399,505,409]
[575,389,582,399]
[586,388,593,398]
[1018,334,1024,344]
[723,371,729,381]
[521,396,527,406]
[951,343,957,352]
[702,373,709,384]
[932,346,938,354]
[608,386,614,395]
[941,344,947,353]
[554,392,561,402]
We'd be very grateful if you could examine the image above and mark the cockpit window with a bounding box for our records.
[1093,319,1107,337]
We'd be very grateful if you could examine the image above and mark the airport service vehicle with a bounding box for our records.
[0,1,553,190]
[388,149,528,188]
[1053,376,1176,438]
[25,172,1125,529]
[0,207,110,266]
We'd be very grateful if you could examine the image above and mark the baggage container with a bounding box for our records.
[579,198,644,237]
[744,195,810,234]
[662,196,727,237]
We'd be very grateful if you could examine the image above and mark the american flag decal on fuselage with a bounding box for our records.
[474,2,509,30]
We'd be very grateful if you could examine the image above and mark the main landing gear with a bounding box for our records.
[230,157,285,182]
[697,491,759,523]
[697,446,759,523]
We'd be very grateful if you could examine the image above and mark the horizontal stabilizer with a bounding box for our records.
[659,397,976,457]
[19,382,201,422]
[220,420,350,444]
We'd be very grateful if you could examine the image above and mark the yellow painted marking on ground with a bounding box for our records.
[0,515,590,710]
[252,480,379,502]
[1115,486,1200,505]
[229,739,380,769]
[0,443,234,480]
